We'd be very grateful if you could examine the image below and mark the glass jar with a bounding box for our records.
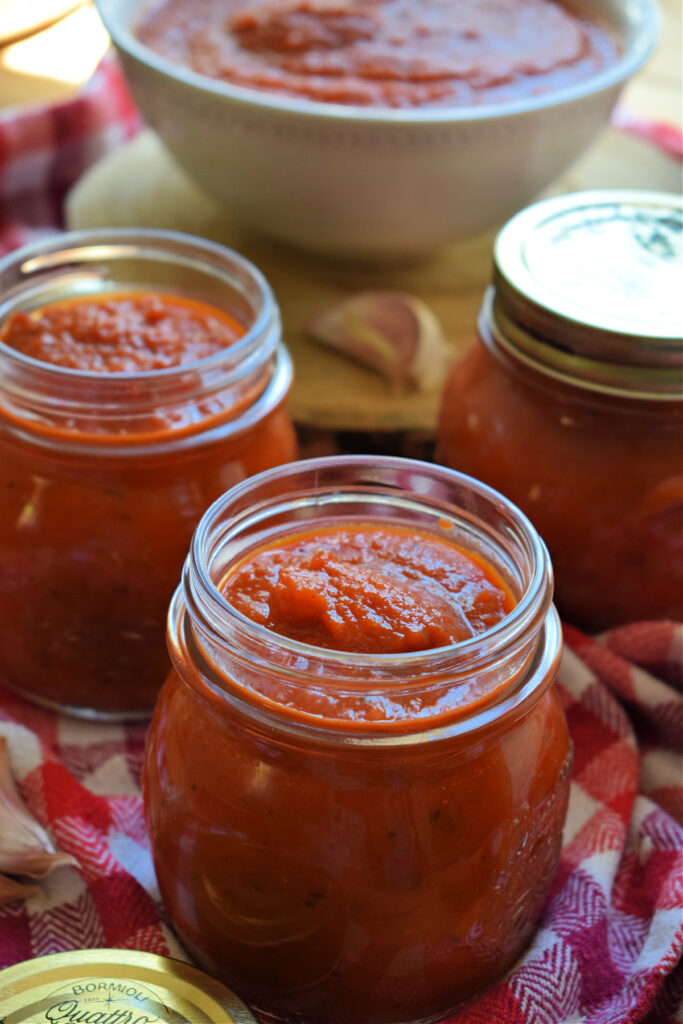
[436,190,683,631]
[0,229,296,718]
[144,456,571,1024]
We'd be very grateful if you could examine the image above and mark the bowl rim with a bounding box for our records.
[97,0,660,126]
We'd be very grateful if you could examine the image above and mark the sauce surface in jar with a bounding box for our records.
[222,523,514,655]
[136,0,618,109]
[144,457,570,1024]
[0,232,296,718]
[1,292,245,372]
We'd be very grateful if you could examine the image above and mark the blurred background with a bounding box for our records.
[0,0,108,108]
[0,0,680,124]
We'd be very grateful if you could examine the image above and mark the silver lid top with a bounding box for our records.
[490,190,683,396]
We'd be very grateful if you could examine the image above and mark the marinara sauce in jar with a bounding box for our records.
[0,230,296,717]
[437,191,683,631]
[144,456,571,1024]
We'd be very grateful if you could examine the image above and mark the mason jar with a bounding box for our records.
[0,229,296,718]
[436,190,683,631]
[144,456,571,1024]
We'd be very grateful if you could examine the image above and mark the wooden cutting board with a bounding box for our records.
[66,125,681,433]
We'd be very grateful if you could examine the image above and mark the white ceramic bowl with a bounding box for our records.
[97,0,658,260]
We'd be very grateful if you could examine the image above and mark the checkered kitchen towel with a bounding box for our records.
[0,56,140,255]
[0,623,681,1024]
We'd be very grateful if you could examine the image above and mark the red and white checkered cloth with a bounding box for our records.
[0,624,681,1022]
[0,54,682,1024]
[0,56,140,255]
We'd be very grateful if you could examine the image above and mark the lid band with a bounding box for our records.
[482,288,682,400]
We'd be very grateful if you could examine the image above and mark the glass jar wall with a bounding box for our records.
[144,456,571,1024]
[0,230,296,717]
[437,328,682,629]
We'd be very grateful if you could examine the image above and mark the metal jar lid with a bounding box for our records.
[488,190,683,398]
[0,949,257,1024]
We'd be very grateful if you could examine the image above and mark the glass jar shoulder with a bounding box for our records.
[436,339,683,629]
[439,337,681,450]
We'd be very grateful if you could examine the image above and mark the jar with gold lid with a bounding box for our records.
[436,190,683,630]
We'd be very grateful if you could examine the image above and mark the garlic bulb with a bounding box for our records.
[0,736,76,905]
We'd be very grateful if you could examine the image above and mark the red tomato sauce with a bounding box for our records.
[222,524,514,655]
[137,0,618,109]
[1,292,244,372]
[436,342,683,629]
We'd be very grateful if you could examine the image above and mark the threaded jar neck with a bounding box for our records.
[0,229,289,454]
[171,456,560,746]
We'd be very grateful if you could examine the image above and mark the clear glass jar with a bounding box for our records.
[144,456,571,1024]
[0,229,296,718]
[436,190,683,630]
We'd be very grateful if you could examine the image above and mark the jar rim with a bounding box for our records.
[171,582,562,745]
[174,456,558,742]
[0,228,288,451]
[183,455,554,673]
[0,227,276,383]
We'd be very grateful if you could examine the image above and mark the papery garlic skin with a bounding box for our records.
[0,874,38,907]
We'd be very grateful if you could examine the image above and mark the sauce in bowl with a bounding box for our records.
[136,0,619,109]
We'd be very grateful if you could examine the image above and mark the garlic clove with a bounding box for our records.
[0,737,77,881]
[306,291,451,394]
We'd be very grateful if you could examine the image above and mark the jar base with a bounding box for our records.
[0,678,153,722]
[176,927,460,1024]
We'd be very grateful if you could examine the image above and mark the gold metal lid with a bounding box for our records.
[0,949,257,1024]
[489,190,683,398]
